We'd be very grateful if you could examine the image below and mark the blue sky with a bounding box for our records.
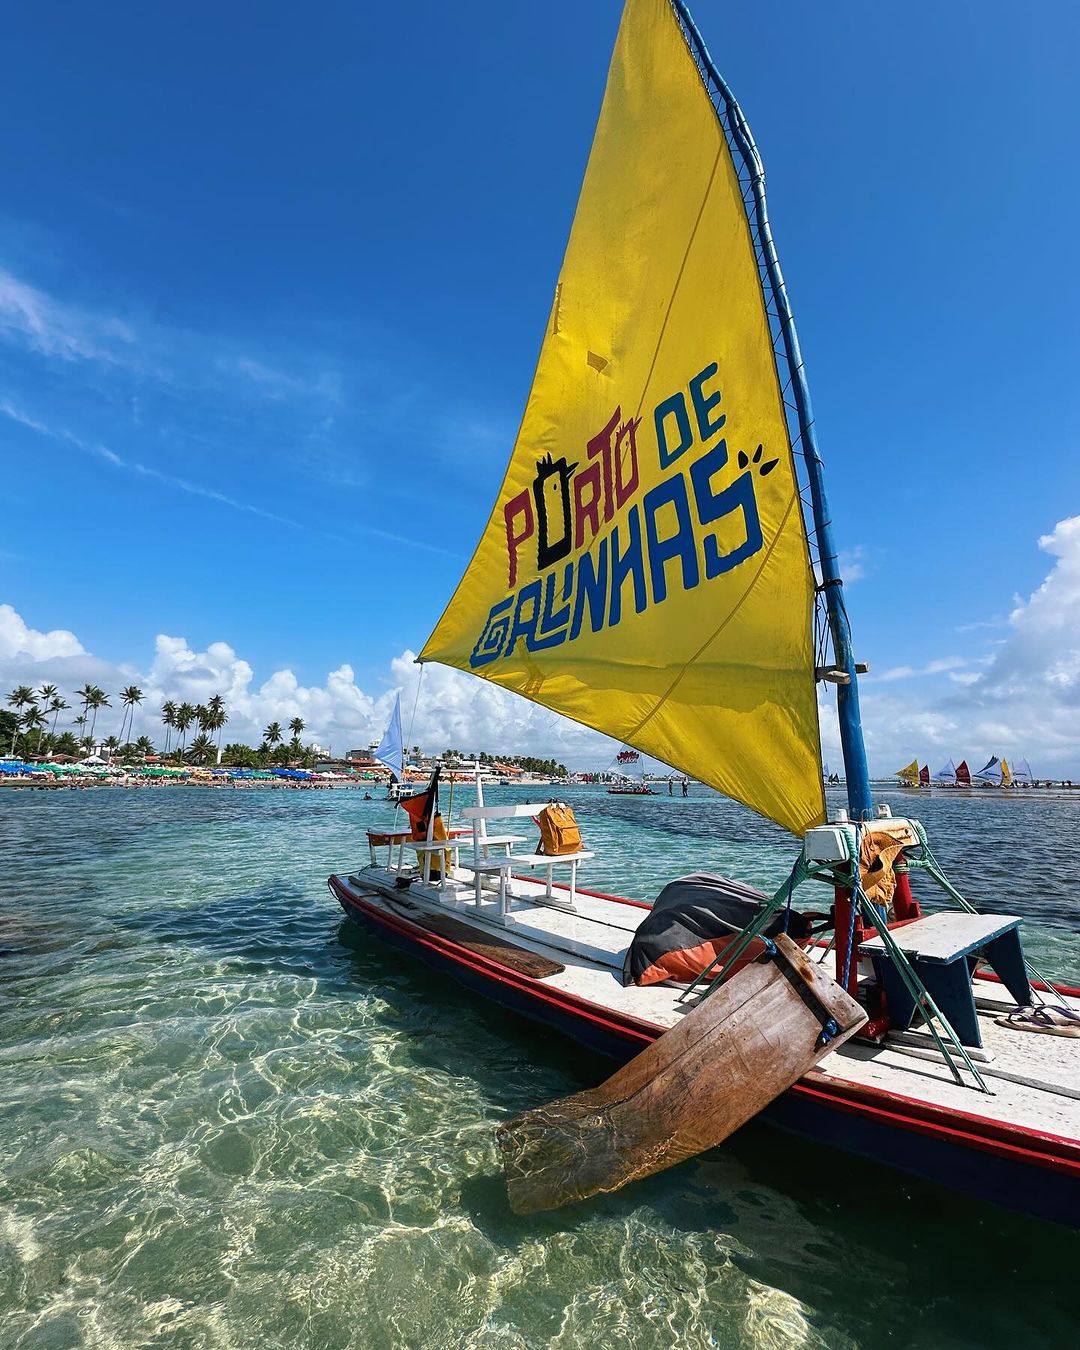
[2,0,1079,772]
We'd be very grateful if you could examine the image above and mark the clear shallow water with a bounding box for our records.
[0,784,1077,1349]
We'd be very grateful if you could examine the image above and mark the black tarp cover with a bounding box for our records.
[622,872,811,987]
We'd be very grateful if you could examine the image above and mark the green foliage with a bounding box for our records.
[221,742,262,768]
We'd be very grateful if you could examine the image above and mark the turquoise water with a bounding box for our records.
[1,784,1077,1348]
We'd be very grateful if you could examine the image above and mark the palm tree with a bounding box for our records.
[134,735,154,759]
[74,683,96,738]
[37,684,58,713]
[175,703,196,755]
[47,695,69,741]
[7,686,35,753]
[86,686,110,749]
[103,735,120,761]
[53,731,78,757]
[263,721,283,751]
[289,717,305,741]
[22,705,46,755]
[205,695,228,760]
[161,700,177,753]
[188,733,214,765]
[31,705,51,754]
[118,685,144,744]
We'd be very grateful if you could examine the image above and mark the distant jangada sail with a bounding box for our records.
[1013,757,1033,783]
[373,694,403,782]
[420,0,824,835]
[1001,759,1012,787]
[895,760,919,784]
[973,755,1003,785]
[933,759,957,783]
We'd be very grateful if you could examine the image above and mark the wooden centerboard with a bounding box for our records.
[497,933,867,1213]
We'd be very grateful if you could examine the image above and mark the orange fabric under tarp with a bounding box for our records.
[858,822,919,911]
[636,933,775,987]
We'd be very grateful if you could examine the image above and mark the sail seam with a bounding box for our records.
[630,147,724,425]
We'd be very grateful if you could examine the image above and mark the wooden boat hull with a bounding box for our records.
[328,874,1080,1227]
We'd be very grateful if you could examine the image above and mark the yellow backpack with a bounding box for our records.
[536,802,582,856]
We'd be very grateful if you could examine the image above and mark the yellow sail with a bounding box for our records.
[1001,759,1012,786]
[895,760,919,784]
[420,0,823,836]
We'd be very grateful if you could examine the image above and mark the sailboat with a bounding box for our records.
[329,0,1079,1225]
[895,759,920,787]
[955,759,972,786]
[973,755,1003,787]
[918,764,930,787]
[607,747,655,795]
[373,694,411,801]
[1013,757,1034,786]
[933,758,957,785]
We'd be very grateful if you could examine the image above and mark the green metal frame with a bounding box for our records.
[679,826,994,1093]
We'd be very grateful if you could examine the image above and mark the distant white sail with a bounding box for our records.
[822,762,830,780]
[933,759,956,783]
[973,755,1002,785]
[374,694,404,782]
[1012,758,1034,783]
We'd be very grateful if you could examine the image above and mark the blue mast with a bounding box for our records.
[669,0,874,821]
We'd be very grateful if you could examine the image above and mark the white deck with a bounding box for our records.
[342,863,1080,1146]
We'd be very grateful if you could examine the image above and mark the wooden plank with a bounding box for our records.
[398,905,565,979]
[497,934,866,1213]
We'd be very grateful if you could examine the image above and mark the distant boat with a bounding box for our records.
[918,764,930,787]
[933,758,957,785]
[1012,757,1034,785]
[608,747,656,795]
[894,759,920,787]
[373,694,408,800]
[973,755,1003,786]
[955,759,972,786]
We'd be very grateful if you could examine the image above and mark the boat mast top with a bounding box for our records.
[670,0,874,822]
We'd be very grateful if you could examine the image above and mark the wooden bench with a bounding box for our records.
[511,850,595,910]
[860,911,1031,1047]
[458,803,592,915]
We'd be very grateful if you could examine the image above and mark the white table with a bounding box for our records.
[408,836,468,891]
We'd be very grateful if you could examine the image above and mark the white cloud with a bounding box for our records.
[821,516,1080,777]
[0,267,136,365]
[0,604,86,662]
[869,656,967,683]
[837,546,866,584]
[0,605,608,762]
